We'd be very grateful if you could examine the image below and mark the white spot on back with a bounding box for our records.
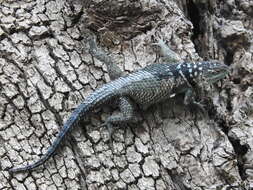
[194,71,198,76]
[170,93,176,98]
[193,64,197,69]
[198,67,202,71]
[189,68,192,73]
[176,64,181,70]
[168,72,173,76]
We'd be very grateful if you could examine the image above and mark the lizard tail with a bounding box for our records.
[8,86,116,173]
[8,103,91,173]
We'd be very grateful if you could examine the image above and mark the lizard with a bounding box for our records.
[7,36,229,173]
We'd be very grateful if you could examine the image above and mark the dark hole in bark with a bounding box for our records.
[186,0,201,42]
[224,48,234,66]
[229,138,248,180]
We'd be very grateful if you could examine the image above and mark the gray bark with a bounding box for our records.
[0,0,253,189]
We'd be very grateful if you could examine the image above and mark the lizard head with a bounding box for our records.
[176,61,229,84]
[199,60,230,84]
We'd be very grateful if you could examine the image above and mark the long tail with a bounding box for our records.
[8,85,117,173]
[8,103,90,173]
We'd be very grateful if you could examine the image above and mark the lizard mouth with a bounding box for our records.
[208,72,228,83]
[206,64,230,83]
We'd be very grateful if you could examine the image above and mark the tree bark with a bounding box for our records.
[0,0,253,189]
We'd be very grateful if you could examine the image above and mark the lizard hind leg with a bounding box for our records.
[88,36,124,80]
[102,97,140,148]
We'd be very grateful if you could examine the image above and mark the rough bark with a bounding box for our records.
[0,0,253,189]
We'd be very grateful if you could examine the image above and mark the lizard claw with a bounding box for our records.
[150,37,165,46]
[150,37,181,63]
[100,121,114,150]
[93,122,105,129]
[191,101,208,118]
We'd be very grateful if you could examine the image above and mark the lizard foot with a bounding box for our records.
[189,101,208,118]
[99,121,114,150]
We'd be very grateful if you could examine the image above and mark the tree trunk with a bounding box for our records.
[1,0,253,189]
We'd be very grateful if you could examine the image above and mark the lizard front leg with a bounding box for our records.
[183,88,206,116]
